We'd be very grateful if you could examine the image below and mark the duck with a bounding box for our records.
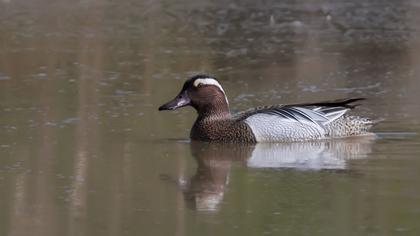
[158,74,377,143]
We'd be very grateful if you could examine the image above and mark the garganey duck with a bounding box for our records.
[158,75,376,143]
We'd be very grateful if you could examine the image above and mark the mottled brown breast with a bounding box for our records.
[190,118,256,143]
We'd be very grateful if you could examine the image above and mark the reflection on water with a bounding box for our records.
[182,142,252,212]
[248,137,375,170]
[182,137,374,212]
[1,0,420,235]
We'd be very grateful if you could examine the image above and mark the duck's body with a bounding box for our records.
[159,75,376,143]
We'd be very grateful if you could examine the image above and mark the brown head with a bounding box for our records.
[158,75,230,118]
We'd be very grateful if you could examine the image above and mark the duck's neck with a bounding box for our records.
[195,102,231,121]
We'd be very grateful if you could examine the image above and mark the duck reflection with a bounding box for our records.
[181,137,375,212]
[183,143,253,211]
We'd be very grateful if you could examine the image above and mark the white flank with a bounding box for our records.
[244,113,326,142]
[193,78,229,105]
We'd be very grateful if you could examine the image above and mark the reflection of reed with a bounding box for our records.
[7,64,60,235]
[185,137,374,212]
[68,9,103,235]
[8,171,33,236]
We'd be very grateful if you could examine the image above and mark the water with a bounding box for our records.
[1,0,420,235]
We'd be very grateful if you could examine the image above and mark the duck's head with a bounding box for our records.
[158,75,229,116]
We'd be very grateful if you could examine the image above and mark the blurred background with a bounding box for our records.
[0,0,420,235]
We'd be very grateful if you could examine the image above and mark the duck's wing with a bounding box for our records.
[235,98,364,125]
[234,98,365,142]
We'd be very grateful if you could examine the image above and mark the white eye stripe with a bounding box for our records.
[193,78,229,105]
[193,78,225,93]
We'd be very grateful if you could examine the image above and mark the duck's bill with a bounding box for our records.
[158,91,191,111]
